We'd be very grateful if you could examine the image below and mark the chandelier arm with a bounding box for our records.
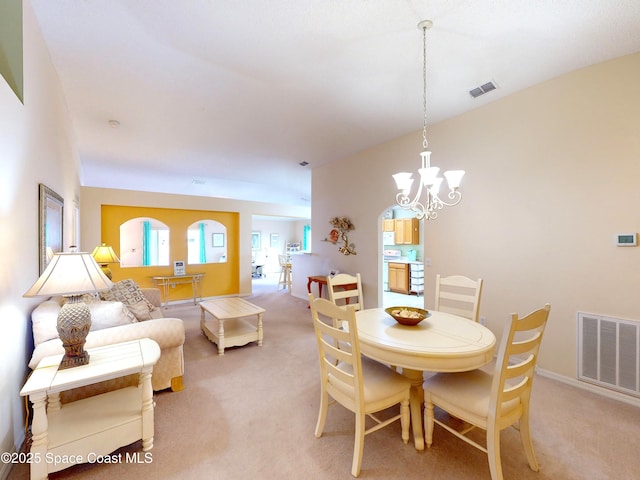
[443,190,463,207]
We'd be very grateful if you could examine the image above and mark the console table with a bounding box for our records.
[20,339,160,480]
[151,273,204,306]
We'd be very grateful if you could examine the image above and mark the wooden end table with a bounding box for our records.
[20,339,161,479]
[200,297,265,355]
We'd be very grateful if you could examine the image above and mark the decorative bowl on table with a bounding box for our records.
[385,306,429,326]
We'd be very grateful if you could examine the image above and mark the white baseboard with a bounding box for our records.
[536,367,640,408]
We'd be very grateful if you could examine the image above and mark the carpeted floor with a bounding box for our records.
[9,276,640,479]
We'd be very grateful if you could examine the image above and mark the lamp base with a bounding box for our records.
[57,296,92,369]
[100,264,113,280]
[59,351,90,370]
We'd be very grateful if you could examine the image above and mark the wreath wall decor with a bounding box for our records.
[324,216,356,255]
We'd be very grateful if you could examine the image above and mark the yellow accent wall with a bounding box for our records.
[101,205,239,301]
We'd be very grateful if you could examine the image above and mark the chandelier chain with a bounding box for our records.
[422,24,428,150]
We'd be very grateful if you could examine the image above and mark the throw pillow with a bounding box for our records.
[89,301,137,331]
[100,279,158,321]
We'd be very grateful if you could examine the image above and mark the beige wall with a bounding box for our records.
[311,52,640,385]
[0,0,81,471]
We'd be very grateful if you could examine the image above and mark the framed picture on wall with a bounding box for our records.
[39,184,63,274]
[212,233,225,247]
[270,233,279,248]
[252,232,261,250]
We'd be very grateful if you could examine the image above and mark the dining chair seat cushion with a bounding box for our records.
[425,370,521,428]
[330,357,411,408]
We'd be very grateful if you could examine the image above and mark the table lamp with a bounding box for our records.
[91,243,120,280]
[24,250,113,369]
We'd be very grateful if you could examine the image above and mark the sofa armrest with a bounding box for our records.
[141,287,162,308]
[29,317,185,369]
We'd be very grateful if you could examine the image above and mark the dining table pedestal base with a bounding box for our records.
[400,368,426,450]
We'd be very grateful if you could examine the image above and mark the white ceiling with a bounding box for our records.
[30,0,640,207]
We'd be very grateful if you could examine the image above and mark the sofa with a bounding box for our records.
[29,284,185,403]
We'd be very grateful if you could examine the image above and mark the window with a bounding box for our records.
[120,217,170,267]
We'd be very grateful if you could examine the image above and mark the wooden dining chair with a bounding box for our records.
[424,303,551,480]
[308,294,411,477]
[434,274,483,322]
[326,273,364,311]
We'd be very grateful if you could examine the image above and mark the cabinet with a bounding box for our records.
[394,218,420,244]
[409,263,425,296]
[388,262,409,294]
[382,219,395,232]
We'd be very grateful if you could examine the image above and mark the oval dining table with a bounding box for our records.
[355,308,496,450]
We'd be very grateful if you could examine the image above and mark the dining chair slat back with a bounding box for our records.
[424,303,551,480]
[434,274,483,322]
[308,294,411,477]
[326,273,364,311]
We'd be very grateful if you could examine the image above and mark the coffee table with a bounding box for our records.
[200,297,265,355]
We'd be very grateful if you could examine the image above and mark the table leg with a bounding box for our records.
[401,368,425,450]
[140,368,154,451]
[307,278,315,308]
[161,280,169,307]
[257,313,263,346]
[217,318,225,355]
[29,392,48,480]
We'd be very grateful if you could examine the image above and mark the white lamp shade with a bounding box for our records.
[444,170,465,190]
[392,172,414,193]
[419,166,440,186]
[429,177,443,195]
[24,251,113,297]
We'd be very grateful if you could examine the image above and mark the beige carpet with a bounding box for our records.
[10,277,640,479]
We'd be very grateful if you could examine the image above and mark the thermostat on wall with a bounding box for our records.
[616,233,637,246]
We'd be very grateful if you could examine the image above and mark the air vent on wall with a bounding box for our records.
[469,81,497,98]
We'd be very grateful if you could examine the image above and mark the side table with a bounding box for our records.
[307,275,357,308]
[20,339,160,479]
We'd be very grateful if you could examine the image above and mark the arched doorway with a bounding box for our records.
[379,206,426,309]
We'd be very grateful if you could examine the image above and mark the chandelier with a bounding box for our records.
[392,20,465,220]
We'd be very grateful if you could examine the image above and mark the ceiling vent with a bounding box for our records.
[469,81,497,98]
[299,161,309,167]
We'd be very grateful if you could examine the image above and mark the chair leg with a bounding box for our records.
[424,399,435,448]
[400,398,410,444]
[486,425,504,480]
[315,390,329,438]
[519,409,540,472]
[351,412,366,477]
